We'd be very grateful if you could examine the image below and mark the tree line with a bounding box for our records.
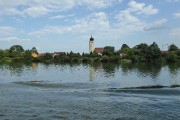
[0,42,179,63]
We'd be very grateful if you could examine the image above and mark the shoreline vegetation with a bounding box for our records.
[0,42,179,64]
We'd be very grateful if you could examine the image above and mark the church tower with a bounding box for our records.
[89,36,95,53]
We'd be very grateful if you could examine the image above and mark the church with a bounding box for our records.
[89,36,104,54]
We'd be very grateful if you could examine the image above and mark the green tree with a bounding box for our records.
[24,50,33,61]
[120,44,129,53]
[9,45,24,57]
[166,53,177,62]
[133,43,148,56]
[42,53,53,60]
[168,44,179,51]
[104,46,115,52]
[103,46,115,56]
[0,49,4,59]
[31,47,38,54]
[146,42,161,60]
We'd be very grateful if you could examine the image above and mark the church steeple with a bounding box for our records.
[89,36,95,53]
[90,36,94,41]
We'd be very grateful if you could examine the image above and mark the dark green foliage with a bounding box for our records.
[101,56,109,62]
[168,44,179,51]
[133,43,148,56]
[31,47,38,54]
[109,56,120,63]
[146,42,161,60]
[9,45,24,57]
[42,53,53,60]
[24,50,33,61]
[166,53,178,62]
[82,57,91,62]
[175,50,180,56]
[62,56,71,62]
[32,57,42,62]
[93,57,100,62]
[103,46,115,56]
[120,44,130,53]
[0,43,179,63]
[126,48,134,59]
[12,57,25,62]
[0,49,4,59]
[104,46,115,52]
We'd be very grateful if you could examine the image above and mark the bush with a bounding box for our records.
[12,57,25,62]
[109,56,120,63]
[82,57,92,62]
[32,57,42,62]
[71,58,79,62]
[101,56,109,62]
[93,57,100,62]
[3,57,12,62]
[175,50,180,56]
[166,53,177,62]
[63,56,71,62]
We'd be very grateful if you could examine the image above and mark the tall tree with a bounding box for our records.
[103,46,115,56]
[146,42,161,59]
[0,49,4,59]
[168,44,179,51]
[133,43,148,56]
[104,46,115,52]
[120,44,129,53]
[9,45,24,57]
[31,47,38,54]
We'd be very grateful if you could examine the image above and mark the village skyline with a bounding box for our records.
[0,0,180,53]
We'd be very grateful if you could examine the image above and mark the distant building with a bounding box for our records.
[94,48,104,54]
[54,52,66,56]
[37,53,45,57]
[31,53,38,57]
[89,36,104,54]
[89,36,95,53]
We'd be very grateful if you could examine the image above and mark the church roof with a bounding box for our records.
[95,48,104,53]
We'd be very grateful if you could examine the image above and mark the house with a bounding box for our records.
[94,48,104,54]
[54,52,66,55]
[31,53,38,57]
[37,53,45,57]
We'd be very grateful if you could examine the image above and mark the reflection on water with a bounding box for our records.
[89,64,95,81]
[31,62,38,71]
[120,62,162,79]
[0,62,179,84]
[0,62,180,120]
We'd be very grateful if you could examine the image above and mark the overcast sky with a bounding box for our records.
[0,0,180,53]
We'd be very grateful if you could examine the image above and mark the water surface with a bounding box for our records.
[0,62,180,120]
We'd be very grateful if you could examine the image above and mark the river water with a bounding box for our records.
[0,62,180,120]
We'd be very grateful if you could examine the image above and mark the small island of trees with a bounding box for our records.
[0,42,179,64]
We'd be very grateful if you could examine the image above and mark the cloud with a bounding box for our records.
[81,0,123,9]
[167,0,180,2]
[24,6,50,17]
[50,15,66,20]
[0,27,17,35]
[128,1,158,15]
[144,19,168,31]
[50,14,74,20]
[114,1,159,33]
[30,12,110,37]
[0,37,31,42]
[0,0,122,18]
[30,0,161,40]
[173,12,180,18]
[170,28,180,38]
[115,10,145,32]
[114,1,159,35]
